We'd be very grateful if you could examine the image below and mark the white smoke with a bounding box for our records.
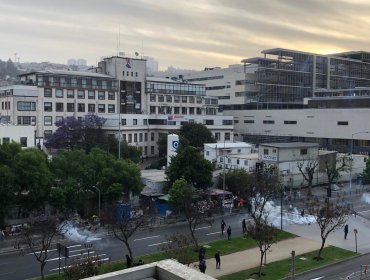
[60,221,102,243]
[250,199,316,227]
[361,193,370,204]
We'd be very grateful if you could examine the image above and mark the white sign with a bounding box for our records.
[261,154,277,161]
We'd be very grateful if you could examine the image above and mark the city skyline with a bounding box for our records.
[2,0,370,70]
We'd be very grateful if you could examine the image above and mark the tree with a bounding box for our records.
[169,178,214,248]
[217,169,255,197]
[246,219,277,277]
[297,159,319,196]
[324,153,349,189]
[362,157,370,184]
[45,114,106,152]
[161,233,195,266]
[306,199,351,260]
[166,146,214,189]
[22,215,65,280]
[246,167,281,223]
[179,122,215,148]
[110,210,150,260]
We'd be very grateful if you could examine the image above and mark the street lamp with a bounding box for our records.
[92,186,101,218]
[350,131,370,194]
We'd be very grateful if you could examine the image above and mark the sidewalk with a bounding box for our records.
[194,237,323,278]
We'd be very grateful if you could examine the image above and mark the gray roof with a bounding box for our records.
[20,70,115,79]
[260,142,319,149]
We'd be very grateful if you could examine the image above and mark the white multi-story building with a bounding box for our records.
[0,124,35,147]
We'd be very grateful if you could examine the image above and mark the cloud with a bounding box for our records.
[1,0,370,69]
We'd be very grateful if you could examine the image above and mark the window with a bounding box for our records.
[174,107,180,114]
[77,90,85,99]
[204,120,214,125]
[139,133,143,142]
[78,103,85,112]
[133,119,137,125]
[98,104,105,113]
[67,90,74,98]
[264,149,269,155]
[145,133,148,141]
[20,137,27,147]
[196,108,202,115]
[150,106,156,114]
[151,146,155,155]
[44,102,52,112]
[263,120,275,124]
[108,104,115,113]
[244,120,254,123]
[223,120,233,125]
[244,160,248,166]
[284,120,297,124]
[44,130,52,139]
[88,104,95,113]
[128,134,132,143]
[181,107,187,114]
[134,133,137,142]
[144,146,148,155]
[151,132,155,141]
[88,91,95,99]
[166,95,172,102]
[189,96,194,103]
[2,138,10,144]
[17,116,36,125]
[56,102,64,112]
[158,95,164,102]
[300,149,308,155]
[182,96,187,103]
[150,95,156,102]
[189,107,194,114]
[17,101,36,111]
[338,121,348,126]
[98,91,105,100]
[56,89,63,98]
[143,119,148,125]
[174,96,180,103]
[121,119,126,125]
[215,132,220,140]
[108,92,115,100]
[55,116,63,123]
[67,103,75,112]
[225,132,230,141]
[44,116,52,126]
[234,120,239,124]
[44,88,52,98]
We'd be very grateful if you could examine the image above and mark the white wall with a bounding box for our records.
[0,125,35,147]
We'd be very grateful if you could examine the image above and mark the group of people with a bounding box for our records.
[198,246,221,273]
[221,219,232,240]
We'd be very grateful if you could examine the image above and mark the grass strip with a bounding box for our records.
[218,246,357,280]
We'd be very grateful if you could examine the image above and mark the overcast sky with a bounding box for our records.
[1,0,370,70]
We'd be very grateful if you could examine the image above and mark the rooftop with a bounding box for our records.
[20,70,115,79]
[260,142,319,149]
[204,142,252,149]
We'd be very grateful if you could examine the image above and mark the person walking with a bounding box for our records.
[344,224,349,239]
[215,251,221,269]
[242,219,247,234]
[198,246,206,261]
[199,259,207,273]
[227,225,231,240]
[221,219,226,235]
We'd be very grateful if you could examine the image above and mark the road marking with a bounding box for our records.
[148,241,172,247]
[46,251,105,262]
[194,226,211,231]
[134,235,160,242]
[310,277,324,280]
[26,244,82,255]
[49,255,109,271]
[206,231,221,235]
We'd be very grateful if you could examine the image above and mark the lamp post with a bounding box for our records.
[350,131,370,194]
[92,186,101,218]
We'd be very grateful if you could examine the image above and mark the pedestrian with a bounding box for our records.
[198,246,206,261]
[126,254,132,268]
[297,190,301,200]
[344,224,349,239]
[215,251,221,269]
[199,259,207,273]
[242,219,247,234]
[227,226,231,240]
[0,230,4,241]
[221,219,226,235]
[301,209,305,217]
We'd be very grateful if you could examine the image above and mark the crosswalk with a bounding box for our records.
[32,243,110,272]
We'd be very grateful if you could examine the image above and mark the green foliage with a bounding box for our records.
[179,123,215,148]
[166,146,214,189]
[48,188,66,209]
[217,169,256,197]
[157,133,168,157]
[168,177,193,204]
[0,59,18,79]
[362,157,370,183]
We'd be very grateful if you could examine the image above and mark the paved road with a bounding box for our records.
[294,253,370,280]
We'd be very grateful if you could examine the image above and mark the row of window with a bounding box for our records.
[44,89,116,100]
[186,75,224,82]
[242,120,348,126]
[1,137,27,147]
[43,102,115,113]
[150,94,203,104]
[1,101,10,110]
[123,71,138,77]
